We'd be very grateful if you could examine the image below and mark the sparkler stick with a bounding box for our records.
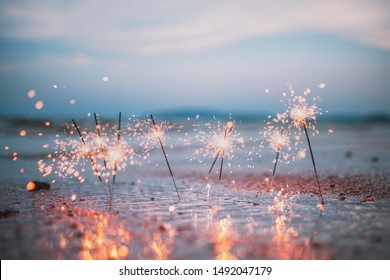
[219,148,225,180]
[112,112,121,184]
[72,119,109,198]
[150,115,180,201]
[269,129,284,188]
[208,152,220,174]
[269,146,280,188]
[93,113,108,169]
[93,113,112,196]
[302,122,324,205]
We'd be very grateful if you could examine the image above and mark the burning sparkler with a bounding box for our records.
[150,115,180,202]
[189,117,244,180]
[94,113,112,196]
[37,113,136,203]
[284,88,325,206]
[209,121,234,180]
[72,119,110,199]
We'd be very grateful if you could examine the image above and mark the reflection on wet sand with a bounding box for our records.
[2,178,385,260]
[72,190,328,260]
[213,215,237,260]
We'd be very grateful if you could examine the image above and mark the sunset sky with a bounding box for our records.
[0,0,389,118]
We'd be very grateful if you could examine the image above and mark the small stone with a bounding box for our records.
[26,181,50,191]
[371,156,379,163]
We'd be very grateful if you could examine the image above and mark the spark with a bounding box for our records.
[27,89,36,98]
[208,121,235,180]
[318,83,326,89]
[35,101,44,110]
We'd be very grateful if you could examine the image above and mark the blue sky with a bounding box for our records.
[0,0,389,118]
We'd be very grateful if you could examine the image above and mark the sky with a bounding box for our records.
[0,0,389,118]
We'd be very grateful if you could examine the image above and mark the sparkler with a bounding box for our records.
[290,102,324,206]
[72,119,109,199]
[93,113,112,196]
[150,115,180,201]
[208,121,234,180]
[112,112,121,184]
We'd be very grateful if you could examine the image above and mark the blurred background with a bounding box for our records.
[0,0,389,119]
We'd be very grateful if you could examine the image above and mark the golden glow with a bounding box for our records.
[269,130,290,152]
[217,136,228,149]
[214,215,237,260]
[108,148,121,161]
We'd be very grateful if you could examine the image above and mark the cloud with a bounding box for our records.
[0,0,389,55]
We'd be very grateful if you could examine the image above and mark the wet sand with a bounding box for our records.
[1,170,389,260]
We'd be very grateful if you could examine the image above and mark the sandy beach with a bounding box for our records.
[0,170,389,260]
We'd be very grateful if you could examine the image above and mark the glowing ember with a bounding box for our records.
[268,129,290,152]
[45,121,51,127]
[19,130,27,137]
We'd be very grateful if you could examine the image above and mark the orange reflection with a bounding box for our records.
[213,215,237,260]
[268,190,331,259]
[81,214,132,260]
